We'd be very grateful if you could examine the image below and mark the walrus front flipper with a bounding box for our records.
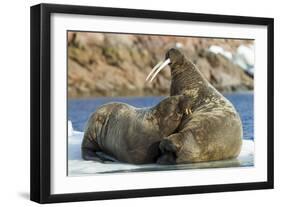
[157,152,176,165]
[157,138,178,165]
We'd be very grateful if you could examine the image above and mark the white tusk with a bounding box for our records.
[149,58,170,82]
[146,60,164,81]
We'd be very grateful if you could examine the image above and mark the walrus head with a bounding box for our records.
[165,48,186,67]
[154,95,190,137]
[146,48,209,96]
[146,48,185,82]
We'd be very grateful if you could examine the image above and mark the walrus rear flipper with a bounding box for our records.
[81,136,112,163]
[82,148,108,162]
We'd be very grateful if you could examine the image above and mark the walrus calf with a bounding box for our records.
[147,48,243,164]
[82,95,190,164]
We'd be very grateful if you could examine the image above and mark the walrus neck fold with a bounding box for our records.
[170,61,209,96]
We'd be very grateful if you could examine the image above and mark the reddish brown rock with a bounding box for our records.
[67,32,253,98]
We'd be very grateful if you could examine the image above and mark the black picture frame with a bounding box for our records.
[30,3,274,204]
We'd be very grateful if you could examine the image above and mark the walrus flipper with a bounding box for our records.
[156,152,177,165]
[81,136,112,163]
[82,149,114,162]
[82,148,108,162]
[157,137,178,165]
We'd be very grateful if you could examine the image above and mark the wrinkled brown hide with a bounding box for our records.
[157,48,243,164]
[82,95,190,164]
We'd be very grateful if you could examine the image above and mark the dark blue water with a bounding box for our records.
[68,92,253,140]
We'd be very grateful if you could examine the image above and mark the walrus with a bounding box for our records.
[147,48,243,164]
[82,95,190,164]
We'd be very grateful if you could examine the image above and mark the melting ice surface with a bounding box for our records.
[68,93,254,176]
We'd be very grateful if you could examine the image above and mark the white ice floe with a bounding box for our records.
[68,121,254,176]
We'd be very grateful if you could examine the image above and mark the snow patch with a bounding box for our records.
[209,45,232,60]
[208,44,255,76]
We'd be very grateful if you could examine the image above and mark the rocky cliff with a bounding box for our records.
[67,32,253,98]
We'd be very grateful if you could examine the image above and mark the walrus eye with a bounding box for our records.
[146,58,170,82]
